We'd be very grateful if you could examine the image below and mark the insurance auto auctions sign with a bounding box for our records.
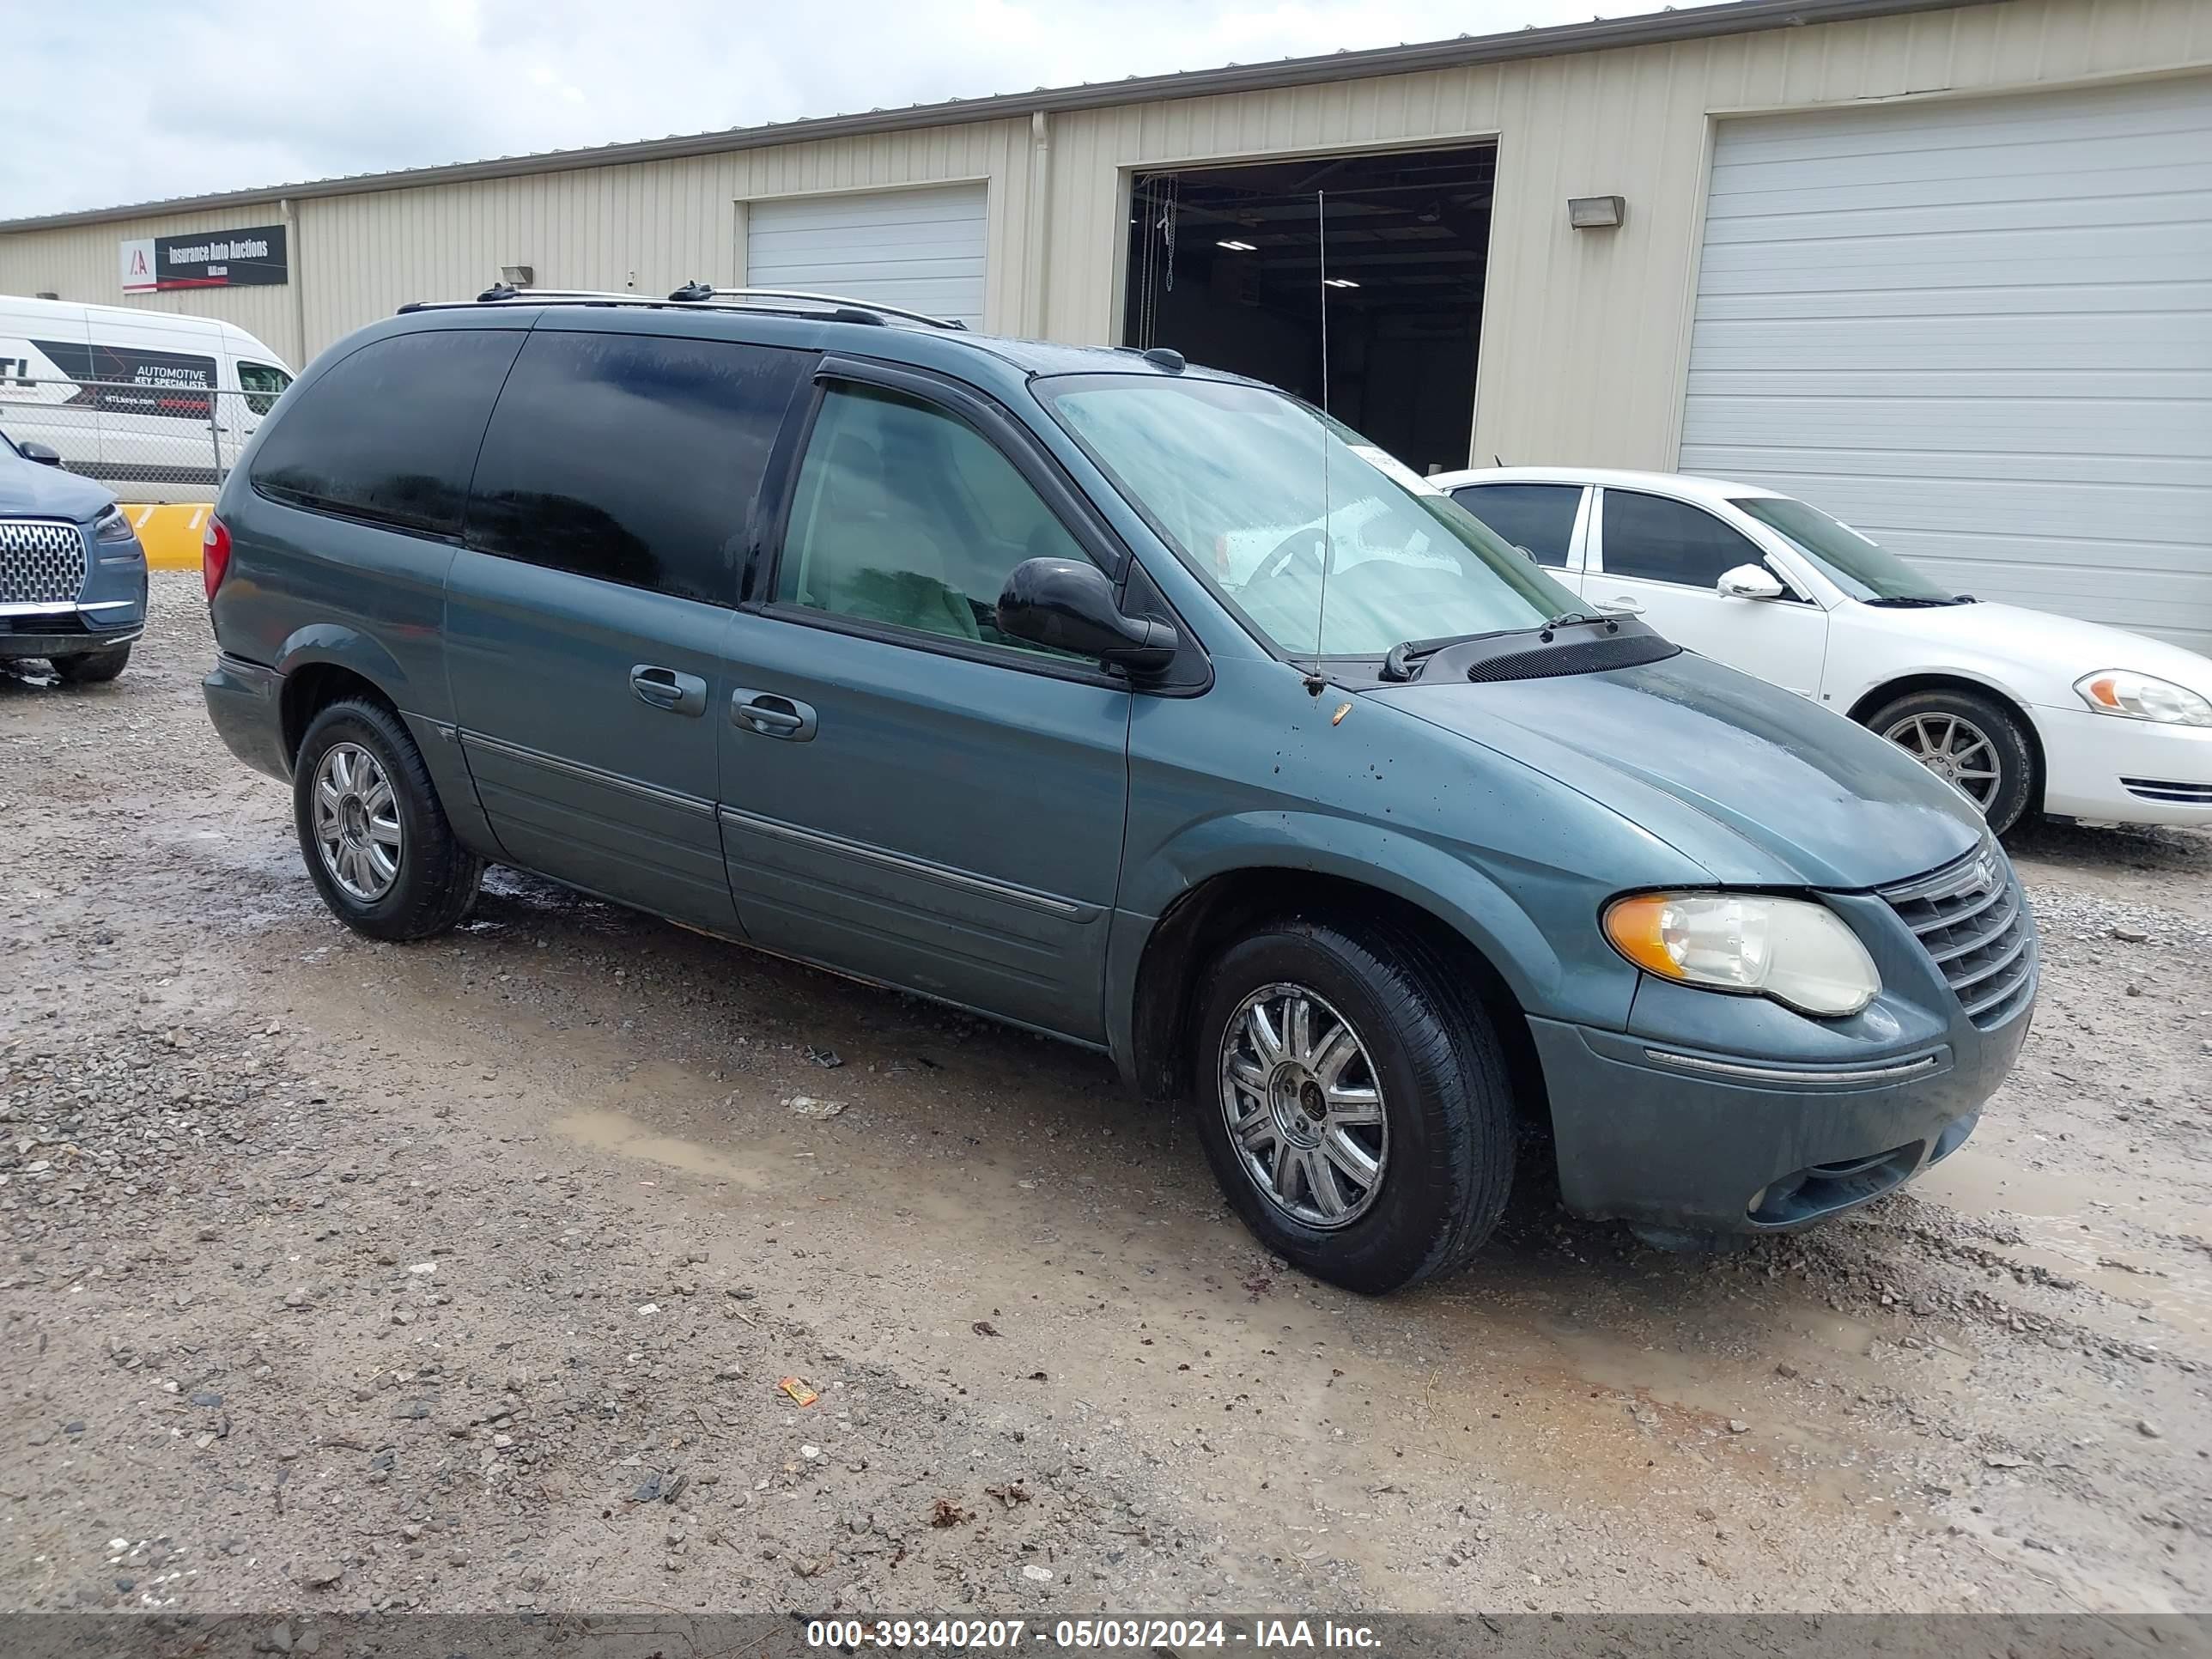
[119,224,288,293]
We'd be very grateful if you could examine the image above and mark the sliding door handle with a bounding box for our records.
[730,688,817,742]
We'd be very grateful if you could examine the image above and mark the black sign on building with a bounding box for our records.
[120,224,289,292]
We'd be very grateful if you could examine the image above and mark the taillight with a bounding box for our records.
[202,514,232,601]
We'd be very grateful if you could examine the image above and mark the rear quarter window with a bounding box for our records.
[463,330,808,604]
[247,329,525,538]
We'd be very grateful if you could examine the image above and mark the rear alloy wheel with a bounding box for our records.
[293,697,482,940]
[1869,688,2036,836]
[1192,918,1515,1294]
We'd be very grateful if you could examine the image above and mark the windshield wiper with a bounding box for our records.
[1380,613,1623,681]
[1380,634,1475,681]
[1863,594,1975,608]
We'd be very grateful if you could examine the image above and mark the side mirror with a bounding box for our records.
[16,441,63,467]
[998,557,1178,676]
[1717,562,1785,601]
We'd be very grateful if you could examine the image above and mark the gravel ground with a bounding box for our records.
[2,573,2207,1617]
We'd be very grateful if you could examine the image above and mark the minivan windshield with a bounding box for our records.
[1038,374,1578,659]
[1732,496,1958,604]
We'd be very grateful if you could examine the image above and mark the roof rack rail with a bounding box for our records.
[678,286,968,331]
[434,280,967,331]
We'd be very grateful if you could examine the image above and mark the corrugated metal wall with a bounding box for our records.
[0,203,307,367]
[295,119,1030,362]
[1,0,2205,475]
[1042,0,2212,469]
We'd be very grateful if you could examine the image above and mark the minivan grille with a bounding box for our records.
[1881,842,2035,1030]
[0,519,88,605]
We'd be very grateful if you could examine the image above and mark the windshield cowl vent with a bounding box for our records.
[1460,632,1680,684]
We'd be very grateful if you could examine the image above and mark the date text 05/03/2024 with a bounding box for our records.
[804,1618,1383,1650]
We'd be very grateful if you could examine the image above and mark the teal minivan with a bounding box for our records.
[202,288,2034,1292]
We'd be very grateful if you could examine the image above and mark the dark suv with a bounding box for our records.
[200,288,2033,1292]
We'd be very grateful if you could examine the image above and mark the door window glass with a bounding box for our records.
[1601,489,1766,588]
[236,360,293,417]
[249,329,524,538]
[1450,483,1581,567]
[775,383,1091,654]
[466,331,808,605]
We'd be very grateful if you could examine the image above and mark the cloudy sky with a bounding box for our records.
[8,0,1714,218]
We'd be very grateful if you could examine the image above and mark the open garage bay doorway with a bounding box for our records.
[1122,143,1494,477]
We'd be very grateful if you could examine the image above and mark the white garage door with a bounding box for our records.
[1680,78,2212,656]
[744,184,988,330]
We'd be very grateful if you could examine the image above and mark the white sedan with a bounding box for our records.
[1431,466,2212,836]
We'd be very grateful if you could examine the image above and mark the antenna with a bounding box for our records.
[1306,187,1332,696]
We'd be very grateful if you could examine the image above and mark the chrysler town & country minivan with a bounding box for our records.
[201,288,2035,1291]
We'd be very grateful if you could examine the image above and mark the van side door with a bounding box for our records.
[0,303,98,474]
[445,325,811,935]
[715,362,1133,1041]
[225,353,295,465]
[86,313,225,501]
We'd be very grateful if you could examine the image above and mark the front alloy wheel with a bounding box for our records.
[1881,710,2002,812]
[1867,686,2038,835]
[1218,982,1388,1229]
[1190,916,1515,1293]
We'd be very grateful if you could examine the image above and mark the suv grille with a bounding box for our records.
[1881,842,2035,1030]
[0,519,88,605]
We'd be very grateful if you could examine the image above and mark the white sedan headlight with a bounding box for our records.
[1603,892,1881,1018]
[2074,671,2212,727]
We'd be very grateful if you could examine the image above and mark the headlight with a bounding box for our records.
[93,506,137,545]
[1602,892,1880,1018]
[2074,671,2212,727]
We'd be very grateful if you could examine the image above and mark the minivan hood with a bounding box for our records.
[0,453,112,521]
[1370,651,1984,889]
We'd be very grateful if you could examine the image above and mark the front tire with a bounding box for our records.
[293,697,481,940]
[1868,687,2037,836]
[52,644,131,684]
[1191,918,1515,1294]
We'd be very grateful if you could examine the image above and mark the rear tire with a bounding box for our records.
[294,697,481,940]
[1867,687,2037,836]
[1191,917,1515,1294]
[52,644,131,684]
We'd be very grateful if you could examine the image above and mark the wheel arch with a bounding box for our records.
[275,625,414,764]
[1122,861,1554,1141]
[1846,672,2046,811]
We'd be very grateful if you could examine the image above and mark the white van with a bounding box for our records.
[0,295,295,502]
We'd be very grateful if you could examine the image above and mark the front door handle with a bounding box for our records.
[630,664,708,717]
[730,688,818,742]
[1597,594,1645,617]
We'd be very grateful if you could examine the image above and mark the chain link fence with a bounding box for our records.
[0,378,276,503]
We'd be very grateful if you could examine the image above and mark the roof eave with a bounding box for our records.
[0,0,1989,234]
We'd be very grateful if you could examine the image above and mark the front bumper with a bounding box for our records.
[1530,997,2028,1233]
[0,527,147,659]
[2033,702,2212,823]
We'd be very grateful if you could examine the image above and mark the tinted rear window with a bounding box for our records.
[249,329,523,538]
[465,330,808,605]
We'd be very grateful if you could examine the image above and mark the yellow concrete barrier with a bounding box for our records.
[121,503,210,572]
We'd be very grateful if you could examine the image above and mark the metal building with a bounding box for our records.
[2,0,2206,649]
